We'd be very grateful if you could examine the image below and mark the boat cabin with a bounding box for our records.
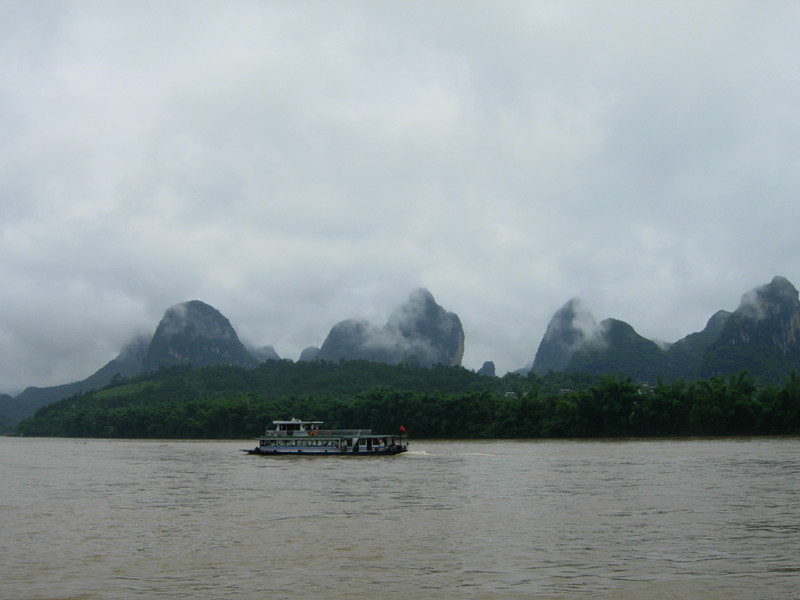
[272,418,324,436]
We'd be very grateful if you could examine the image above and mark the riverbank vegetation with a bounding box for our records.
[12,360,800,438]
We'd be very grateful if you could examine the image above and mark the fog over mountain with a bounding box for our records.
[318,289,465,367]
[699,276,800,381]
[530,276,800,384]
[250,345,281,363]
[4,277,800,431]
[142,300,258,371]
[529,298,601,375]
[0,289,466,428]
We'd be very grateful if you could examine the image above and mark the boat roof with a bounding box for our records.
[272,419,323,425]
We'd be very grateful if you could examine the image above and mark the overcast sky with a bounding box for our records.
[2,1,799,394]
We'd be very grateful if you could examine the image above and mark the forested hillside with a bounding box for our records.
[13,360,800,439]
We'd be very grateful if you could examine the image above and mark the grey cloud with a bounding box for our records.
[1,2,799,392]
[738,289,767,322]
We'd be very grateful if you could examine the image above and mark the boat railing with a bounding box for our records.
[266,428,373,437]
[328,429,372,436]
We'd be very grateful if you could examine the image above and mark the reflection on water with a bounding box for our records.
[2,437,799,599]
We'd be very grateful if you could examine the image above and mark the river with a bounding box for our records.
[1,436,799,599]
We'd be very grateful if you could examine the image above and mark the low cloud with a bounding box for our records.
[542,297,603,351]
[320,289,463,366]
[738,289,767,322]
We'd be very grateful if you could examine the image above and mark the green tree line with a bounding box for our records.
[12,360,800,438]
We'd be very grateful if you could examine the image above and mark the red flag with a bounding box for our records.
[400,425,406,432]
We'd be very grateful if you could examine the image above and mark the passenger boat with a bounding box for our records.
[243,418,408,456]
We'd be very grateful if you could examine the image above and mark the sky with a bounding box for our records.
[2,1,799,394]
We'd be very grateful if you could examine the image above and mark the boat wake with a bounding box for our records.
[405,450,432,456]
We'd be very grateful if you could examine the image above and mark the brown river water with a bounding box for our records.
[1,436,799,599]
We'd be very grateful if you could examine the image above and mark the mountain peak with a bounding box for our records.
[699,276,800,379]
[155,300,235,339]
[319,289,464,366]
[531,298,599,375]
[736,276,799,321]
[142,300,257,371]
